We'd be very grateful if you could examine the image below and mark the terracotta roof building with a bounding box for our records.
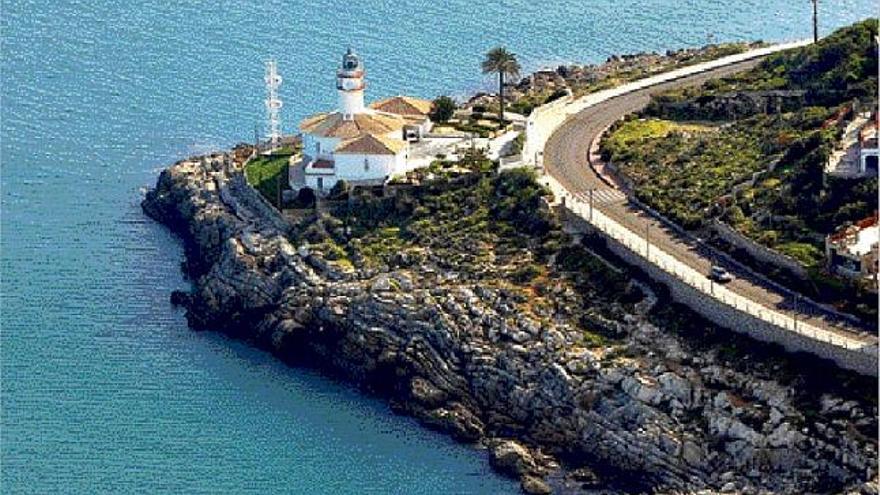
[369,96,434,117]
[335,133,406,155]
[290,49,434,195]
[299,111,407,139]
[826,213,879,288]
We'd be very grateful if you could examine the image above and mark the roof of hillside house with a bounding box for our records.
[335,133,405,155]
[369,96,433,117]
[849,224,879,256]
[829,214,879,256]
[299,111,406,139]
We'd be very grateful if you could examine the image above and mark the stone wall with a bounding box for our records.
[225,164,293,234]
[711,219,809,279]
[564,211,878,377]
[625,193,861,329]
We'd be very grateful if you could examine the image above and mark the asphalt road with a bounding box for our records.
[543,58,877,345]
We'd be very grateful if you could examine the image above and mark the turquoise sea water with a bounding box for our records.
[1,1,874,493]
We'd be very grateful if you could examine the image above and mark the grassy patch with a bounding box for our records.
[602,118,715,152]
[774,242,824,267]
[245,151,293,208]
[602,115,777,229]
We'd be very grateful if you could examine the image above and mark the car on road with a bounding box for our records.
[709,265,734,283]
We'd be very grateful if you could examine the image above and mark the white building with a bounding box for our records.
[291,49,434,195]
[826,214,879,287]
[859,119,878,175]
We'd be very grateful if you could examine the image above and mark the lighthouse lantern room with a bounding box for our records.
[338,48,365,118]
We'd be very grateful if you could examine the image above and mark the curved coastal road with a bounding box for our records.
[543,56,877,346]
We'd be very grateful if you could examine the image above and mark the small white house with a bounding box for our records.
[859,119,878,175]
[826,214,879,286]
[290,49,434,195]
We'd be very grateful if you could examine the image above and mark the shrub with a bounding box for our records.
[327,179,350,200]
[543,88,569,104]
[294,188,316,208]
[430,96,457,123]
[777,242,823,267]
[511,263,542,284]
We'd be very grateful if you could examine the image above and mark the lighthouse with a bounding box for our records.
[294,47,435,196]
[337,48,365,119]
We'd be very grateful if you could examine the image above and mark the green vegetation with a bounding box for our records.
[294,151,638,345]
[430,96,457,123]
[452,112,507,138]
[502,42,754,117]
[581,45,753,100]
[393,147,496,183]
[481,46,521,121]
[504,132,525,157]
[245,150,293,208]
[652,19,877,112]
[600,20,879,322]
[602,110,838,230]
[728,166,878,264]
[506,89,570,118]
[602,118,714,150]
[604,20,878,235]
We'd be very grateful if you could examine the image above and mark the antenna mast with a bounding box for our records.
[264,60,283,148]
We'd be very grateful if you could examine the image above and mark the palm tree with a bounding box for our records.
[481,47,521,122]
[811,0,818,43]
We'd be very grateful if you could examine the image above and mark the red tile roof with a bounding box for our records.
[299,111,406,139]
[312,159,334,169]
[369,96,433,117]
[335,133,405,155]
[829,213,878,242]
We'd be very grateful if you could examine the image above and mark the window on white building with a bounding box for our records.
[316,142,321,155]
[364,158,369,172]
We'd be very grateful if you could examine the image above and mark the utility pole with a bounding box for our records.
[589,189,594,222]
[276,173,282,209]
[811,0,818,44]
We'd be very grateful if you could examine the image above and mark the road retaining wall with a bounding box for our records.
[563,211,877,377]
[710,219,809,279]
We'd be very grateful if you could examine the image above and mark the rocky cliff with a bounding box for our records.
[142,151,878,494]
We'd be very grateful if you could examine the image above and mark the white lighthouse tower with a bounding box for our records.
[337,48,365,119]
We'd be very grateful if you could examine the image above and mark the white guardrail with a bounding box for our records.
[524,39,876,355]
[547,177,873,355]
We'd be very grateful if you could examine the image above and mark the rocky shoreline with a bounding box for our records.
[142,151,877,494]
[465,42,763,115]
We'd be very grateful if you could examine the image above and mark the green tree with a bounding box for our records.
[481,46,521,122]
[430,96,456,123]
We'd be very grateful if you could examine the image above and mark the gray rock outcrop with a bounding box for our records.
[143,152,878,494]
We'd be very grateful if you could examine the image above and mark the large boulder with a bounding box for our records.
[489,440,537,477]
